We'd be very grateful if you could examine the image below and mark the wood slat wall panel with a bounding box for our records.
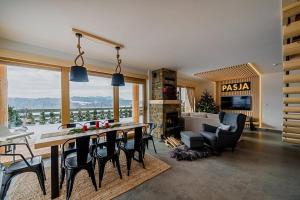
[283,20,300,39]
[283,97,300,104]
[283,114,300,120]
[283,60,300,71]
[216,76,259,122]
[282,1,300,144]
[194,63,259,81]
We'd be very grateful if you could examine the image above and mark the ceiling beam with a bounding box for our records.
[72,28,124,49]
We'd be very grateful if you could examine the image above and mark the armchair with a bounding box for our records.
[201,112,246,152]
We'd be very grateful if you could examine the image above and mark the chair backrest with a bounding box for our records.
[89,121,96,126]
[104,130,117,157]
[134,127,143,151]
[108,119,115,123]
[219,112,247,133]
[62,135,91,167]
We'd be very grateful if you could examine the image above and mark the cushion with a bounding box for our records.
[219,123,231,131]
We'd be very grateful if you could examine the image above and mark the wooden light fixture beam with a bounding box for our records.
[72,28,124,49]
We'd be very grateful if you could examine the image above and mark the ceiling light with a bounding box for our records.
[70,33,89,82]
[111,47,125,86]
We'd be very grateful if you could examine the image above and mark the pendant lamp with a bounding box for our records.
[111,46,125,86]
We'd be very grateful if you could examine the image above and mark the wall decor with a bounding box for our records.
[221,82,251,92]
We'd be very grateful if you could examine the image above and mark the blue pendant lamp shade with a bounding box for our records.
[70,33,89,82]
[70,65,89,82]
[111,46,125,86]
[111,73,125,86]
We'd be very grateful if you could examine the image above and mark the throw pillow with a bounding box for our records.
[219,123,231,131]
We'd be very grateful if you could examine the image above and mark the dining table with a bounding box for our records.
[34,122,146,199]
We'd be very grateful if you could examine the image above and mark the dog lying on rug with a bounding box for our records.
[170,145,212,161]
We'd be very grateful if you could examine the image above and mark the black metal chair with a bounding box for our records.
[142,123,157,154]
[107,119,115,123]
[60,135,97,200]
[0,143,46,200]
[93,130,122,187]
[120,127,145,176]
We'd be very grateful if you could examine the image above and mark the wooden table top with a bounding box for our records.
[34,123,146,149]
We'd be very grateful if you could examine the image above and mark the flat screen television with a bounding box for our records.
[221,96,252,110]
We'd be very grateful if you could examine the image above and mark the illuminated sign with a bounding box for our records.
[221,82,251,92]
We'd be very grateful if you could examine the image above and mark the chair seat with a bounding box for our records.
[201,131,217,146]
[6,156,42,173]
[121,140,135,150]
[65,153,93,169]
[143,134,153,140]
[95,147,118,158]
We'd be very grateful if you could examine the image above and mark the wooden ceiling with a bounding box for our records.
[194,63,259,82]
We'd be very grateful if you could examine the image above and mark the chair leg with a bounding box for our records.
[139,151,145,169]
[36,166,46,195]
[125,152,133,176]
[66,170,76,200]
[98,160,106,188]
[114,155,122,179]
[60,167,65,189]
[87,164,97,191]
[151,138,157,153]
[41,160,46,180]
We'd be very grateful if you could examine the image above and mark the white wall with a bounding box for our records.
[261,72,283,130]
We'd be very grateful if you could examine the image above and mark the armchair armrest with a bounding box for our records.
[216,129,238,146]
[202,124,218,133]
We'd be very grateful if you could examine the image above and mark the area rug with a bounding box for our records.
[170,145,212,161]
[6,152,170,200]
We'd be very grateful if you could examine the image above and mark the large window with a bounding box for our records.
[70,74,113,123]
[7,65,61,134]
[177,87,194,113]
[119,83,133,122]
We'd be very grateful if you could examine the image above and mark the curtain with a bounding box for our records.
[186,88,195,112]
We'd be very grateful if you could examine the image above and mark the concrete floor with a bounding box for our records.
[116,130,300,200]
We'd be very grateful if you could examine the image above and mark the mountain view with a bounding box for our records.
[8,96,132,109]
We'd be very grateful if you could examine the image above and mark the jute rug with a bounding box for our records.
[6,152,170,200]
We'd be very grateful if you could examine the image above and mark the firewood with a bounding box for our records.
[167,137,177,147]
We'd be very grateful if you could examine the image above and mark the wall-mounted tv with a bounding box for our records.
[221,96,252,110]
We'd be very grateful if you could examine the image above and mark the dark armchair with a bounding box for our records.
[201,112,246,152]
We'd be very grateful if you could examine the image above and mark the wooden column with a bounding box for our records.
[61,67,70,125]
[113,86,119,122]
[143,82,148,123]
[132,83,139,123]
[0,65,8,126]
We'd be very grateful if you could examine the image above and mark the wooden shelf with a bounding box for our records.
[283,60,300,71]
[282,137,300,144]
[283,114,300,120]
[283,86,300,94]
[283,74,300,83]
[283,121,300,127]
[283,106,300,113]
[283,20,300,39]
[283,1,300,18]
[283,97,300,104]
[283,132,300,139]
[283,42,300,57]
[283,127,300,134]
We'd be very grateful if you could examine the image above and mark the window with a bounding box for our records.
[7,65,61,134]
[70,74,113,123]
[119,83,133,122]
[177,87,194,113]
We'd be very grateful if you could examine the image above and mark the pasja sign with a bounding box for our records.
[221,82,251,92]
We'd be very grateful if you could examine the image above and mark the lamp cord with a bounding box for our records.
[74,33,85,67]
[115,47,122,73]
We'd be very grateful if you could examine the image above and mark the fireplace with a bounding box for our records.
[149,68,181,139]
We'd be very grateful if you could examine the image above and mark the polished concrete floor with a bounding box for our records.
[116,130,300,200]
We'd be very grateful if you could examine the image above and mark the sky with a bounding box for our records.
[7,65,134,99]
